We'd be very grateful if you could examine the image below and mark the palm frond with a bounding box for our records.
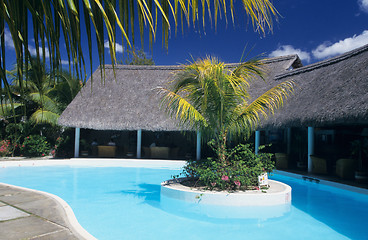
[229,80,294,137]
[0,103,23,118]
[28,92,60,113]
[157,86,208,130]
[30,109,60,126]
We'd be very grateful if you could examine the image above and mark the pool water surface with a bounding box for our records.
[0,163,367,240]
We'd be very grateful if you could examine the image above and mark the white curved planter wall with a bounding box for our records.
[160,178,292,219]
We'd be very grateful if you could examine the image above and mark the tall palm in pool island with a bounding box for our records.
[159,57,293,190]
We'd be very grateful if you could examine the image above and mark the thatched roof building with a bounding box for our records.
[262,43,368,129]
[58,55,302,131]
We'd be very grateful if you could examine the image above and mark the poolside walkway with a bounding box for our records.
[0,183,85,240]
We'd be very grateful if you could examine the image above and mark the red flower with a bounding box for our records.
[221,175,229,181]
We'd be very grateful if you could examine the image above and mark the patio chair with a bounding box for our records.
[97,146,117,157]
[336,158,356,179]
[310,155,327,174]
[150,147,170,159]
[143,147,151,158]
[275,153,289,169]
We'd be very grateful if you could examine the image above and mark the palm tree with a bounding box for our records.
[0,0,279,113]
[5,58,82,126]
[159,57,293,164]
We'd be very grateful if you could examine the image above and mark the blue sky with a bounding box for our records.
[2,0,368,77]
[147,0,368,66]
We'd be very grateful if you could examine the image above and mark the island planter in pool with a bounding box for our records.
[160,177,292,219]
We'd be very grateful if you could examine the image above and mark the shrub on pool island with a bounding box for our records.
[180,142,275,191]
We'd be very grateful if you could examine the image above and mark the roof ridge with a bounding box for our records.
[98,54,300,71]
[100,65,181,70]
[275,43,368,80]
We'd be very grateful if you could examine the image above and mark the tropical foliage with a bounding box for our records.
[0,58,81,157]
[120,49,155,65]
[182,142,274,191]
[5,57,82,125]
[159,57,293,190]
[20,135,50,157]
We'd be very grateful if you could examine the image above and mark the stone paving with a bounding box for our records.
[0,183,85,240]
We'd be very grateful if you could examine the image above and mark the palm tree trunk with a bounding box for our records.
[218,130,228,166]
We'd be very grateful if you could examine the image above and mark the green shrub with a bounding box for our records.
[21,135,50,157]
[181,142,274,191]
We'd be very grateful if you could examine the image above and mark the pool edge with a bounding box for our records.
[0,182,97,240]
[275,170,368,195]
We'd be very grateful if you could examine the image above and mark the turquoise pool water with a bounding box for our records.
[0,165,367,240]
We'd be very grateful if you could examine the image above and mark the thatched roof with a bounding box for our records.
[58,55,301,131]
[261,43,368,129]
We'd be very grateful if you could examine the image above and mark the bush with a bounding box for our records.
[181,143,274,191]
[54,135,73,158]
[21,135,50,157]
[0,140,12,157]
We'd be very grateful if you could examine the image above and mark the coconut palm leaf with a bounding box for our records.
[5,57,81,125]
[28,93,61,114]
[158,86,208,129]
[0,0,278,115]
[229,80,294,138]
[0,103,23,119]
[30,109,60,126]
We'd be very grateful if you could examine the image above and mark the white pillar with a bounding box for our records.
[287,128,291,155]
[137,129,142,159]
[308,127,314,173]
[74,128,80,158]
[255,130,260,155]
[196,131,201,160]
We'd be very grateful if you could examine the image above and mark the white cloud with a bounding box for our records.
[28,45,50,59]
[312,30,368,59]
[3,29,14,49]
[358,0,368,13]
[269,45,311,63]
[104,40,124,53]
[61,60,69,65]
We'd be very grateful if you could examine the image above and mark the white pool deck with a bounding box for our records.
[0,158,368,240]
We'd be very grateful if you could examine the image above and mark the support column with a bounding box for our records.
[137,129,142,159]
[196,131,201,160]
[308,127,314,173]
[255,130,260,155]
[74,128,80,158]
[287,128,291,155]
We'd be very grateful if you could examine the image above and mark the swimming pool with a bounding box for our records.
[0,160,367,240]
